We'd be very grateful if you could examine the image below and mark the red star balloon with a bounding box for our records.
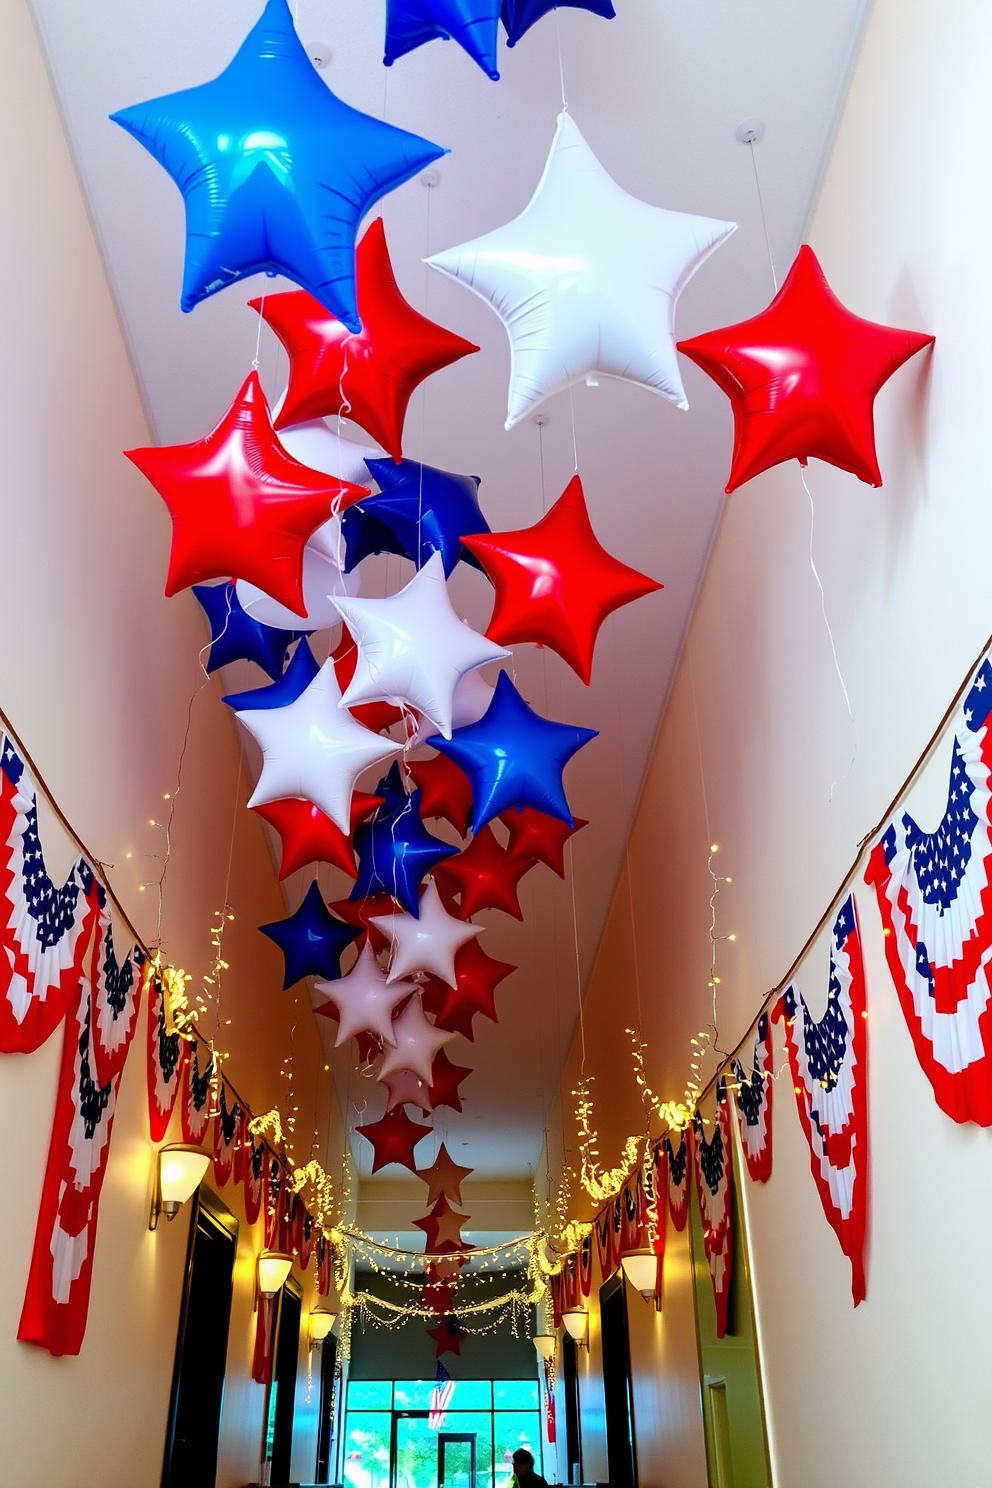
[328,894,397,956]
[677,245,935,492]
[417,1143,474,1207]
[355,1031,382,1066]
[429,1049,472,1113]
[356,1106,432,1174]
[332,625,405,735]
[427,1314,466,1358]
[125,372,367,614]
[251,217,480,460]
[500,807,588,878]
[423,939,516,1040]
[462,475,662,685]
[414,1196,473,1253]
[426,1253,470,1284]
[433,825,537,920]
[253,792,383,879]
[408,753,475,838]
[421,1281,457,1315]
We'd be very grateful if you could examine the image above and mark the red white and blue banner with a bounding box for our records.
[243,1134,266,1225]
[774,893,869,1305]
[577,1229,593,1296]
[180,1039,213,1146]
[594,1203,615,1276]
[865,657,992,1126]
[642,1148,666,1303]
[731,1011,774,1183]
[89,897,145,1088]
[212,1081,241,1185]
[146,969,186,1142]
[692,1081,734,1339]
[0,738,100,1055]
[620,1171,644,1252]
[665,1129,690,1231]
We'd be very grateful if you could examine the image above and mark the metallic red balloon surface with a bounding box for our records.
[356,1106,433,1174]
[500,806,587,878]
[433,823,537,920]
[678,245,935,493]
[125,372,367,614]
[251,217,478,460]
[462,475,662,685]
[252,792,383,880]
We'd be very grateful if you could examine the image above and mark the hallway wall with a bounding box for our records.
[0,2,346,1484]
[542,1,992,1484]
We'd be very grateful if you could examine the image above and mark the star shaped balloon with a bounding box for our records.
[345,459,491,577]
[429,670,596,829]
[378,991,455,1085]
[427,111,736,426]
[426,1253,470,1284]
[238,657,402,832]
[111,0,445,329]
[253,791,383,880]
[408,669,495,749]
[236,514,362,631]
[271,419,386,485]
[381,1067,434,1115]
[422,1281,458,1315]
[429,1049,472,1113]
[677,245,935,491]
[372,880,482,986]
[500,806,587,878]
[331,626,406,736]
[408,753,475,837]
[223,635,319,712]
[259,880,362,987]
[350,786,459,915]
[384,0,501,79]
[328,893,398,956]
[126,373,356,613]
[422,939,515,1039]
[314,942,417,1046]
[463,475,662,683]
[501,0,615,47]
[417,1143,474,1206]
[427,1314,466,1357]
[252,216,477,453]
[193,582,294,680]
[334,553,509,738]
[357,1106,433,1174]
[414,1195,473,1253]
[433,824,536,920]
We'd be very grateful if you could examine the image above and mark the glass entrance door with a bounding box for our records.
[439,1433,476,1488]
[394,1412,439,1488]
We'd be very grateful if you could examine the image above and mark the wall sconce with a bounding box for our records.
[257,1250,294,1299]
[309,1304,338,1346]
[533,1334,556,1361]
[620,1248,660,1308]
[149,1143,211,1230]
[561,1307,589,1347]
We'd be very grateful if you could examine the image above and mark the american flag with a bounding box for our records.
[866,657,992,1126]
[731,1011,774,1183]
[664,1129,690,1232]
[429,1361,456,1428]
[692,1081,733,1339]
[774,893,868,1305]
[0,737,99,1054]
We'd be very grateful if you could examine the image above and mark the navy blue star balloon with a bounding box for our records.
[260,880,362,988]
[193,581,294,680]
[428,669,597,829]
[350,787,458,915]
[111,0,446,330]
[343,459,490,577]
[384,0,501,79]
[222,637,319,711]
[501,0,615,47]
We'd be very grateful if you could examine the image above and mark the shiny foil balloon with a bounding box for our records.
[501,0,615,47]
[384,0,501,78]
[111,0,445,329]
[427,111,736,426]
[677,246,935,492]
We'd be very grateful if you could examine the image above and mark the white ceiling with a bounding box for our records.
[29,0,870,1185]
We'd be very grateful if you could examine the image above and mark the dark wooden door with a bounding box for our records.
[600,1270,637,1488]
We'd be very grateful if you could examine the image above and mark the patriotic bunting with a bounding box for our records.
[594,1204,614,1276]
[865,657,992,1126]
[264,1155,282,1247]
[577,1230,593,1296]
[620,1172,643,1252]
[243,1135,266,1225]
[89,897,145,1088]
[317,1231,334,1295]
[181,1040,213,1146]
[146,969,186,1142]
[298,1207,314,1268]
[731,1011,774,1183]
[665,1129,690,1231]
[0,738,100,1055]
[692,1081,734,1339]
[643,1148,666,1304]
[773,893,869,1305]
[212,1082,241,1185]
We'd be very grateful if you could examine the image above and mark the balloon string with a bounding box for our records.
[566,835,587,1076]
[553,5,568,111]
[748,140,778,294]
[687,640,723,1055]
[253,292,265,370]
[802,468,858,799]
[567,386,579,473]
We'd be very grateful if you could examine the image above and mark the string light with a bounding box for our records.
[571,1077,641,1203]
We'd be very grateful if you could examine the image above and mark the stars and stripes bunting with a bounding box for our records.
[577,1230,593,1296]
[730,1011,774,1183]
[89,895,145,1089]
[692,1080,734,1339]
[243,1134,266,1225]
[212,1081,241,1186]
[665,1129,690,1231]
[146,968,186,1142]
[180,1039,213,1146]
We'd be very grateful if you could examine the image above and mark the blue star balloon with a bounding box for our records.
[344,459,491,577]
[111,0,446,330]
[222,637,319,711]
[193,581,294,679]
[428,669,597,829]
[260,880,362,988]
[384,0,501,78]
[500,0,615,47]
[350,787,458,915]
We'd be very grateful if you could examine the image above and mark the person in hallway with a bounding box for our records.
[509,1448,548,1488]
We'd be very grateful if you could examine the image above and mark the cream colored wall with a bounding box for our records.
[0,2,345,1484]
[543,1,992,1485]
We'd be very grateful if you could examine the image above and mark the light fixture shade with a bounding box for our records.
[159,1144,211,1214]
[257,1250,294,1297]
[309,1305,336,1342]
[620,1248,658,1299]
[533,1333,556,1361]
[561,1307,588,1344]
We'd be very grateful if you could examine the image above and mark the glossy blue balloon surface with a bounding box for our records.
[350,788,458,915]
[193,581,294,679]
[344,459,490,577]
[222,637,319,711]
[384,0,501,78]
[260,880,362,987]
[500,0,615,47]
[428,669,597,829]
[111,0,446,330]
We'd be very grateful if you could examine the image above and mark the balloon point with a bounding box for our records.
[735,118,765,145]
[306,41,332,69]
[532,414,550,427]
[421,168,442,189]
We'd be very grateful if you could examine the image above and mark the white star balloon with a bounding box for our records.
[378,991,455,1085]
[313,943,417,1048]
[236,515,359,630]
[373,880,482,988]
[427,111,737,427]
[381,1066,433,1114]
[408,667,495,748]
[333,552,509,738]
[271,412,386,485]
[238,658,402,832]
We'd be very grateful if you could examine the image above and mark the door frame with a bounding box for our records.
[438,1430,477,1488]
